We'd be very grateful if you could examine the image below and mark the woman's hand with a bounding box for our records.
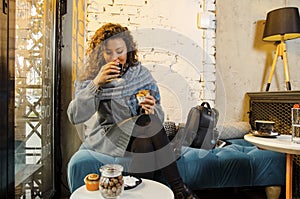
[139,95,156,114]
[92,61,120,87]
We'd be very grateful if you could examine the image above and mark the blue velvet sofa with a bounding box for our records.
[67,122,286,194]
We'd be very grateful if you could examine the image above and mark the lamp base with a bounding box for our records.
[265,39,291,91]
[286,82,291,91]
[266,83,271,91]
[267,81,292,91]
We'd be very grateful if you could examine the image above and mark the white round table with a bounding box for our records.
[70,179,174,199]
[244,134,300,199]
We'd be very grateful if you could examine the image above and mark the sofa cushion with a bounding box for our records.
[217,122,251,140]
[177,139,285,189]
[67,139,285,193]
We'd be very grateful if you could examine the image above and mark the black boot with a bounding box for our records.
[172,183,200,199]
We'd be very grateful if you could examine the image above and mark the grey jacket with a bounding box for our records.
[67,64,164,157]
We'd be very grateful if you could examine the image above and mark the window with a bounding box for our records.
[0,0,61,198]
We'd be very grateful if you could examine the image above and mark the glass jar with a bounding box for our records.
[292,106,300,144]
[99,164,124,198]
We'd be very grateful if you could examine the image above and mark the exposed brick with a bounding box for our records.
[203,90,216,100]
[122,6,139,15]
[203,71,216,82]
[85,0,216,122]
[115,0,146,6]
[204,64,216,72]
[206,38,216,47]
[203,81,215,90]
[87,13,101,22]
[86,21,102,32]
[143,52,175,64]
[104,5,122,15]
[203,29,216,39]
[87,0,113,7]
[206,46,216,55]
[205,54,216,64]
[201,99,215,107]
[207,3,216,11]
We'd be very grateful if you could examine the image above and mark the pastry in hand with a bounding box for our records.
[136,90,150,103]
[84,173,100,191]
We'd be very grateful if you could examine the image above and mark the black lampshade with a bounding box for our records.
[263,7,300,41]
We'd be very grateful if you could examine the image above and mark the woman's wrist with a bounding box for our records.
[90,80,103,92]
[92,79,104,89]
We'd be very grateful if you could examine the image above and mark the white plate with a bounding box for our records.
[123,176,142,190]
[251,130,279,138]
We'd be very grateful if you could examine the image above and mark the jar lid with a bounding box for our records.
[100,164,123,177]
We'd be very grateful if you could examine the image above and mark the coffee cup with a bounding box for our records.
[255,120,275,134]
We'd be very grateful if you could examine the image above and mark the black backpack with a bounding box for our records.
[184,102,219,149]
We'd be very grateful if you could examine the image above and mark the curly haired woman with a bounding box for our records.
[67,23,199,199]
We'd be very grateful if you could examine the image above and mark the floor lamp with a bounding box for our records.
[263,7,300,91]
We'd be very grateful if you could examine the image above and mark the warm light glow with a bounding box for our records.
[263,33,300,41]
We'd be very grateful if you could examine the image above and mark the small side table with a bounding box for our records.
[244,134,300,199]
[70,178,174,199]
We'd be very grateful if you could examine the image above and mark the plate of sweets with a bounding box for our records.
[123,175,142,190]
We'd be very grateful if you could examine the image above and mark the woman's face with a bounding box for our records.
[103,38,127,65]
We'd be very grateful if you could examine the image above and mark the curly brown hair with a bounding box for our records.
[79,23,138,81]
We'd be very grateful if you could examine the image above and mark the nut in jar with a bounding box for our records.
[99,164,124,198]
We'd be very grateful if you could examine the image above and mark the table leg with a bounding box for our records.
[286,154,293,199]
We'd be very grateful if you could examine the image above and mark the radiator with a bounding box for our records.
[247,91,300,198]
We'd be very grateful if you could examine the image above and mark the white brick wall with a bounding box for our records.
[84,0,216,123]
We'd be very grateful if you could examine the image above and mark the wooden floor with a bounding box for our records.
[194,187,285,199]
[63,187,286,199]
